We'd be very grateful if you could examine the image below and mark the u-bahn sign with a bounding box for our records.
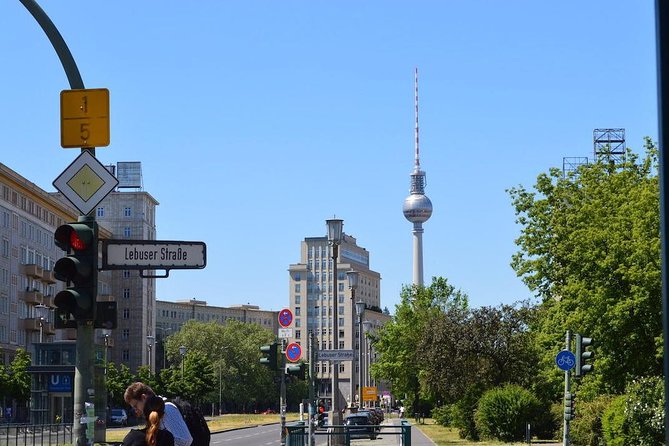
[101,240,206,278]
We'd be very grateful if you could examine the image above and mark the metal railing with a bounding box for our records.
[285,420,411,446]
[0,423,73,446]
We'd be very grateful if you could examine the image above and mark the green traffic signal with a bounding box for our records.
[575,334,594,377]
[285,363,306,380]
[260,342,279,370]
[53,220,98,321]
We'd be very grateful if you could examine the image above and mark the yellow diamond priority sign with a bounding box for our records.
[53,151,118,215]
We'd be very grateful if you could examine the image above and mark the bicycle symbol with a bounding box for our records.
[557,356,574,367]
[555,350,576,371]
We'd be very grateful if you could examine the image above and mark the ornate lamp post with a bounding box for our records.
[355,301,365,408]
[179,345,187,380]
[362,320,372,397]
[146,335,155,370]
[346,270,359,406]
[35,304,49,343]
[326,217,344,437]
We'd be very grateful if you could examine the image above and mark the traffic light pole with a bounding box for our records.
[563,330,572,446]
[308,331,315,446]
[280,339,287,446]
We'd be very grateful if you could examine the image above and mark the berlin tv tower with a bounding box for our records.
[402,68,433,286]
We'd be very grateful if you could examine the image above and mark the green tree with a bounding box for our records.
[418,303,541,404]
[508,140,661,395]
[106,362,134,408]
[8,349,31,403]
[371,277,467,412]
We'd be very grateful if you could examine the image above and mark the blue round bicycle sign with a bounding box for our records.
[555,350,576,371]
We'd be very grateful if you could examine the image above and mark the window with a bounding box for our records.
[295,295,301,304]
[124,207,132,217]
[295,318,301,327]
[123,227,131,237]
[122,350,129,361]
[294,284,301,293]
[294,272,301,281]
[2,239,8,258]
[123,289,130,299]
[123,270,131,278]
[123,308,130,319]
[96,207,105,217]
[295,307,301,316]
[295,330,301,339]
[122,329,130,339]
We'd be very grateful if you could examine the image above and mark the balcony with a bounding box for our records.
[20,318,41,332]
[42,269,56,284]
[21,288,44,305]
[43,295,54,307]
[97,293,116,302]
[21,263,44,279]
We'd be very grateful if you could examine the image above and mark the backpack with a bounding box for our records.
[171,398,211,446]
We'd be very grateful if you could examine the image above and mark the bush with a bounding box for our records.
[452,385,485,441]
[474,384,540,442]
[431,405,454,427]
[601,395,626,446]
[569,394,615,446]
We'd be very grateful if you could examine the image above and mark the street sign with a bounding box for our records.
[101,240,206,270]
[61,88,110,148]
[53,150,119,215]
[362,387,377,402]
[278,308,293,328]
[317,350,354,362]
[278,328,293,338]
[285,342,302,362]
[555,350,576,371]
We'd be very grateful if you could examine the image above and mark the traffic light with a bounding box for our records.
[575,333,594,377]
[53,221,98,321]
[564,392,575,421]
[260,342,279,370]
[285,363,306,380]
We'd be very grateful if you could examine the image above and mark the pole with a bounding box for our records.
[358,312,363,408]
[280,339,287,446]
[655,1,669,443]
[308,331,315,446]
[349,289,355,407]
[219,348,223,416]
[330,242,342,439]
[563,330,571,446]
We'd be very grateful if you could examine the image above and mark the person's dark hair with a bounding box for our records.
[143,395,166,446]
[124,382,156,405]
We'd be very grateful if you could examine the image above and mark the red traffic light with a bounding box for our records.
[54,223,94,251]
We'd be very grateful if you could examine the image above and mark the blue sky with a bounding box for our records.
[0,1,659,313]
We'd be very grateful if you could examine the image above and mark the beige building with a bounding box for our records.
[154,299,279,371]
[288,233,389,406]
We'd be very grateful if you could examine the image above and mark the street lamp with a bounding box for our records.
[355,301,365,409]
[179,345,187,380]
[326,217,344,434]
[219,347,224,416]
[147,336,155,370]
[346,270,359,406]
[362,320,372,397]
[35,304,48,343]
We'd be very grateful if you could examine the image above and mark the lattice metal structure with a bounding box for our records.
[594,128,626,164]
[562,157,589,177]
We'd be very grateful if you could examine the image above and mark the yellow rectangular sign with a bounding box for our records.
[60,88,110,148]
[362,386,377,401]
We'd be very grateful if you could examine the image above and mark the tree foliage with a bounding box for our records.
[508,140,661,395]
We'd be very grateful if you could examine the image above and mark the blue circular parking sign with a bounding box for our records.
[555,350,576,371]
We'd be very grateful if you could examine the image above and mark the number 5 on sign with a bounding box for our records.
[60,88,110,148]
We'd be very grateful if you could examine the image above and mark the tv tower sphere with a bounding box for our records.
[403,189,433,223]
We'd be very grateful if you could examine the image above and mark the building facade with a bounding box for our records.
[287,232,388,407]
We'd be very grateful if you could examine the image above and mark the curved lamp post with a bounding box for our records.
[355,301,365,408]
[346,270,359,406]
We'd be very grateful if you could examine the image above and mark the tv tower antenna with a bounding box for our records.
[403,68,433,286]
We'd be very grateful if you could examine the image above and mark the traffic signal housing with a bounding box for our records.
[575,334,594,377]
[260,342,279,370]
[285,363,306,380]
[53,221,98,321]
[564,392,575,421]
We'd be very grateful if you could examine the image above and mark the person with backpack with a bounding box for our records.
[122,395,174,446]
[124,382,193,446]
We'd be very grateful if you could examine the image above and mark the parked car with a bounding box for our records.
[110,408,128,426]
[344,413,376,440]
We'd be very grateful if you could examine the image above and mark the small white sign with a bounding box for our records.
[278,328,293,338]
[102,240,206,269]
[317,349,354,362]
